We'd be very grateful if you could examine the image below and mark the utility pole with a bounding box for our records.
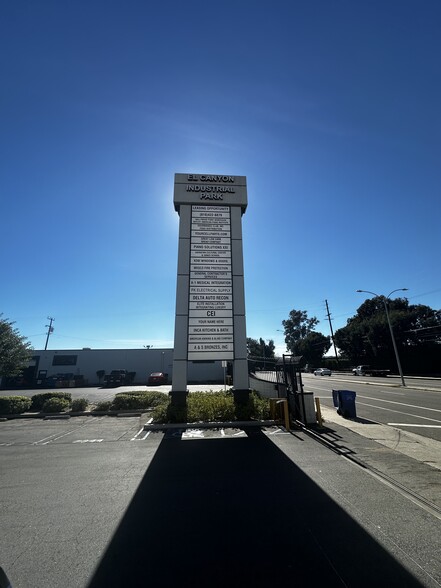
[44,317,54,350]
[325,300,339,365]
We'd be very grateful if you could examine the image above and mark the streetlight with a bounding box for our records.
[356,289,408,386]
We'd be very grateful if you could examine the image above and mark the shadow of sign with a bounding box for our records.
[87,429,423,588]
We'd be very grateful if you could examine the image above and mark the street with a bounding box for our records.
[303,373,441,442]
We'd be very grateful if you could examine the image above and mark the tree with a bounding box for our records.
[281,310,319,354]
[281,309,330,365]
[247,337,275,370]
[296,332,331,366]
[0,315,33,377]
[334,298,441,373]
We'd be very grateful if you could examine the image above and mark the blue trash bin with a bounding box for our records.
[337,390,356,419]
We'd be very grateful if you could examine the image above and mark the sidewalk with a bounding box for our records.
[318,404,441,508]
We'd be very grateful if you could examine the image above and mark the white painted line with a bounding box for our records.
[378,391,405,396]
[41,429,80,445]
[33,418,101,445]
[387,423,441,428]
[33,432,60,445]
[358,395,441,414]
[72,439,104,443]
[136,418,154,441]
[357,401,441,424]
[131,427,144,441]
[182,430,204,438]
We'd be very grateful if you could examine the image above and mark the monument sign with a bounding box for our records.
[172,173,249,403]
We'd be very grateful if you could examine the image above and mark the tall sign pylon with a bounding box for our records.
[171,173,249,405]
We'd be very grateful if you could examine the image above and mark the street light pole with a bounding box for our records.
[356,289,408,386]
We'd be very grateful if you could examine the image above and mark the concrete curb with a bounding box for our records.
[143,420,277,431]
[325,375,441,392]
[319,404,441,470]
[0,409,152,420]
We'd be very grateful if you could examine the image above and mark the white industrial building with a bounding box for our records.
[8,348,225,387]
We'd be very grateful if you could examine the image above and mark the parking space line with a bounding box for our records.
[132,418,153,441]
[72,439,104,443]
[33,417,104,445]
[131,427,144,441]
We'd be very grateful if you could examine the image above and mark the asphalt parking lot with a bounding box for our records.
[1,414,441,588]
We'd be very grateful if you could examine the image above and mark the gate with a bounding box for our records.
[275,355,307,425]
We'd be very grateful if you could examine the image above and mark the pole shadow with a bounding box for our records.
[87,429,424,588]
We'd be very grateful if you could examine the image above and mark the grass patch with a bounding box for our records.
[151,390,270,424]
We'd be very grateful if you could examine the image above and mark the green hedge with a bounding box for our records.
[0,396,32,415]
[111,391,168,411]
[42,397,71,413]
[92,401,113,412]
[31,392,72,411]
[151,390,270,424]
[71,398,88,412]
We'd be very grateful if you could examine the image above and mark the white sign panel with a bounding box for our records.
[188,204,234,360]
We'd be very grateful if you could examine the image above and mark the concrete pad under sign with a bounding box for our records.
[143,420,277,431]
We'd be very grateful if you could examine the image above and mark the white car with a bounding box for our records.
[314,368,332,376]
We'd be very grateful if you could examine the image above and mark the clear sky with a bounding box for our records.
[1,1,440,355]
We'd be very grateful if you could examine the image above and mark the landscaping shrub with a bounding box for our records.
[0,396,32,415]
[71,398,88,412]
[31,392,72,411]
[92,401,113,412]
[42,397,70,413]
[112,391,168,411]
[151,390,270,424]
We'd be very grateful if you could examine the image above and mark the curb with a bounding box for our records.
[0,409,152,420]
[144,420,277,431]
[319,404,441,471]
[325,376,441,392]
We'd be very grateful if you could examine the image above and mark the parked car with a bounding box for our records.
[147,372,168,385]
[352,365,390,377]
[314,368,332,376]
[103,370,129,387]
[45,373,75,387]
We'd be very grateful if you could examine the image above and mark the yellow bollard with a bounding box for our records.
[315,397,323,427]
[282,399,290,431]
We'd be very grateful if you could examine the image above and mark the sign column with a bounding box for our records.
[172,174,249,403]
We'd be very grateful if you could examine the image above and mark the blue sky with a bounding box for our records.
[1,0,440,355]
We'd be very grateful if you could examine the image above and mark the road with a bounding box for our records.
[303,373,441,442]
